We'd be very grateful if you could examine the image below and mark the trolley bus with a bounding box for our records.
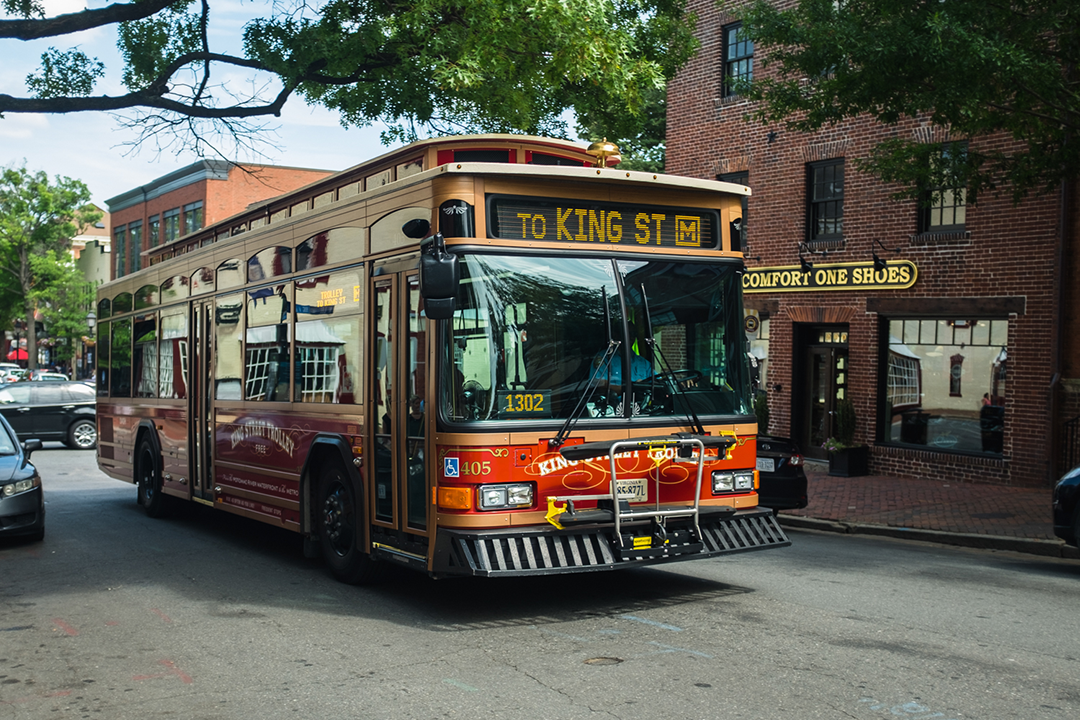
[95,135,789,581]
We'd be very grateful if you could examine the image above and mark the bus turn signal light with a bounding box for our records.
[438,486,472,510]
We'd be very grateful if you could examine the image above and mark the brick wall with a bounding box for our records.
[668,0,1076,487]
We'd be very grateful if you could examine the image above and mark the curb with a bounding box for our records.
[777,514,1080,559]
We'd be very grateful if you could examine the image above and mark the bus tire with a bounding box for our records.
[137,438,169,518]
[317,459,378,584]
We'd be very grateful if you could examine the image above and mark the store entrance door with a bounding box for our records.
[797,326,849,460]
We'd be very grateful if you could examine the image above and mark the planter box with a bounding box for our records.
[828,445,870,477]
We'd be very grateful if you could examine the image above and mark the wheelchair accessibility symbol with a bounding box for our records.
[444,457,460,478]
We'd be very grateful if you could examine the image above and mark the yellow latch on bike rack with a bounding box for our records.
[545,497,566,530]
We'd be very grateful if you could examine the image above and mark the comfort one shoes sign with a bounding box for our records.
[742,260,917,293]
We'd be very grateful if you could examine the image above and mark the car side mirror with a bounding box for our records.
[22,438,43,458]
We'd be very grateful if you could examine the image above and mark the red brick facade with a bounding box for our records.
[667,0,1078,486]
[107,163,332,279]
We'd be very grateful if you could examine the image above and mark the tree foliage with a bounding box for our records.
[577,83,667,172]
[2,0,698,153]
[730,0,1080,203]
[0,164,100,369]
[29,250,96,369]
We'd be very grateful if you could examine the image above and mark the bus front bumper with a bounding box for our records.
[431,507,790,577]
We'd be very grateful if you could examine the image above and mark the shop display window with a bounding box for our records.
[883,318,1007,455]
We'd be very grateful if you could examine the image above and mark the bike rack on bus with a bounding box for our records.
[549,434,736,557]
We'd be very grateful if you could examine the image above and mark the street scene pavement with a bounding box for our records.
[780,460,1078,558]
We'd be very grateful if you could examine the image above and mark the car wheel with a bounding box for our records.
[66,419,97,449]
[137,439,169,518]
[317,459,379,584]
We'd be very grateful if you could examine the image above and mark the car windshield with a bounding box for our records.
[0,427,16,454]
[440,253,752,424]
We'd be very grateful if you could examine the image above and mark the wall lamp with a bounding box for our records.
[871,238,900,272]
[798,242,826,272]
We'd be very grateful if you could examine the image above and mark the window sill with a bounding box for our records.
[909,230,971,246]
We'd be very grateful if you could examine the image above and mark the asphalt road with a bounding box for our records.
[2,445,1078,719]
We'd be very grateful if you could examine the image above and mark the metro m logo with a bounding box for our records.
[674,215,702,247]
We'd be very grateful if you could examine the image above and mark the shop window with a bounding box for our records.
[883,318,1007,455]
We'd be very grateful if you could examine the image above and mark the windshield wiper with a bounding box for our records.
[550,288,619,448]
[639,285,706,435]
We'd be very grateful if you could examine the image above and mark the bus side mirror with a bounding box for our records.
[419,233,459,320]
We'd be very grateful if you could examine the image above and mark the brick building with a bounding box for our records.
[106,161,333,280]
[666,1,1078,486]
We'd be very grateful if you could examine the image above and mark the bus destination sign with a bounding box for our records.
[489,195,718,249]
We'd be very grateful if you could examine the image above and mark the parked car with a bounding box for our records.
[0,381,97,449]
[26,371,70,382]
[756,435,809,513]
[1052,464,1080,548]
[0,414,45,541]
[0,368,26,383]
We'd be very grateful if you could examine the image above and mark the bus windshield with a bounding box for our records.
[442,253,752,423]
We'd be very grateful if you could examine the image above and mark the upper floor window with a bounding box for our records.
[723,23,754,97]
[113,225,126,278]
[808,160,844,242]
[919,142,967,233]
[128,220,143,273]
[148,215,160,248]
[163,208,180,244]
[183,201,204,235]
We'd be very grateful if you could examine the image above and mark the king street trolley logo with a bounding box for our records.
[742,260,917,293]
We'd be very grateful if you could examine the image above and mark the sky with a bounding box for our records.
[1,0,399,208]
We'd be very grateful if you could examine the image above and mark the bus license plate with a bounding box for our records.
[616,478,648,503]
[756,457,775,472]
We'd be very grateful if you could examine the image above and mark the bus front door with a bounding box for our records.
[190,299,214,503]
[370,271,430,560]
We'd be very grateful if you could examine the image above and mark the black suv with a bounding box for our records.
[0,381,97,449]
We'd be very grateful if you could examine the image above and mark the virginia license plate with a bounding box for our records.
[616,478,648,503]
[756,457,775,473]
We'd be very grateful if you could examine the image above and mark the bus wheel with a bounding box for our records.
[137,439,169,518]
[317,460,378,584]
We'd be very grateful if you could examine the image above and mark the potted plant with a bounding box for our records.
[824,397,870,477]
[753,390,770,434]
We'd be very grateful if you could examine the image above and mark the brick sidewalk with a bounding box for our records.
[784,464,1057,540]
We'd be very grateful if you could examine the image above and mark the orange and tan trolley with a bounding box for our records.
[95,135,789,581]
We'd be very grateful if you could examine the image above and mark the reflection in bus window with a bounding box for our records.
[294,269,363,403]
[441,255,752,422]
[159,310,188,399]
[133,314,158,398]
[110,318,132,398]
[215,294,243,400]
[246,284,292,401]
[97,322,110,396]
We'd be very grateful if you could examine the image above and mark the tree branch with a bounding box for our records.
[0,0,181,41]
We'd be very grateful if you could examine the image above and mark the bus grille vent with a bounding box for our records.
[451,531,617,574]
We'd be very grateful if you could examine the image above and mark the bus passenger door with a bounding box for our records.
[190,300,214,502]
[370,271,429,551]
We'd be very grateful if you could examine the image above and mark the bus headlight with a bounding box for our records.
[711,471,754,494]
[478,483,534,510]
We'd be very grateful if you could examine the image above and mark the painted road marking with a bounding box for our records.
[151,608,172,623]
[51,618,78,636]
[646,641,713,659]
[619,615,683,632]
[133,659,193,684]
[443,679,478,692]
